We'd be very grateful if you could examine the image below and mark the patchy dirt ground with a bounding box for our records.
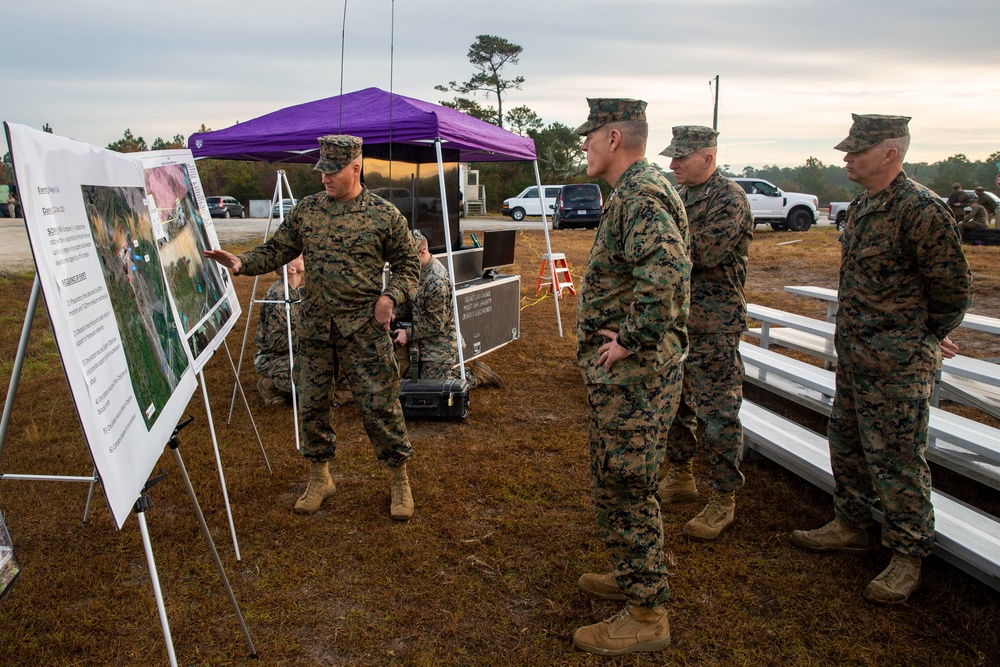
[0,223,997,666]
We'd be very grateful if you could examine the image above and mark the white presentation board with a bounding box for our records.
[5,123,198,529]
[137,150,241,373]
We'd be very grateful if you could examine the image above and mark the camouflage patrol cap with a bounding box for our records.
[975,186,985,193]
[313,134,363,174]
[574,98,647,136]
[658,125,719,158]
[834,114,911,152]
[411,229,428,250]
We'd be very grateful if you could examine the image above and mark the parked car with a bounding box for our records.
[731,178,819,232]
[828,201,852,230]
[501,185,562,221]
[206,196,246,219]
[272,198,297,219]
[552,183,602,229]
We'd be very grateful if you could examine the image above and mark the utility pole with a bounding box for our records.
[712,75,720,131]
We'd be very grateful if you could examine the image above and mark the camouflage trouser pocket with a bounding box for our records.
[883,380,931,401]
[589,387,658,495]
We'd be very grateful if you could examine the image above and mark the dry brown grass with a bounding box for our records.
[0,224,998,665]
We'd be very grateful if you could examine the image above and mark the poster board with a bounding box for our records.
[137,150,241,373]
[4,123,197,529]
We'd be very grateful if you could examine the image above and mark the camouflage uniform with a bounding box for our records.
[974,188,996,224]
[575,100,691,607]
[833,116,972,557]
[253,279,300,395]
[237,181,420,466]
[946,185,971,220]
[958,202,989,234]
[660,127,754,494]
[406,254,483,387]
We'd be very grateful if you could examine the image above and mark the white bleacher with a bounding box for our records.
[740,342,1000,491]
[746,302,1000,420]
[741,400,1000,593]
[742,291,1000,593]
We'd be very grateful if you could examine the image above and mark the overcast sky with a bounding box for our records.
[4,0,998,173]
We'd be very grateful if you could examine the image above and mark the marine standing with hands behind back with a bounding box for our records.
[204,135,421,521]
[572,98,691,656]
[790,114,972,604]
[658,125,754,541]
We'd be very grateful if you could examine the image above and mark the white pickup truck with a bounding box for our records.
[828,201,851,230]
[731,177,819,232]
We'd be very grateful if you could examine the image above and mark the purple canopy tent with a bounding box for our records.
[188,87,537,163]
[189,88,564,398]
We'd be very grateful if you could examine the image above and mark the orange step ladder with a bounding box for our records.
[535,253,577,298]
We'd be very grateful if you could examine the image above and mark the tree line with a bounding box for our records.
[3,125,995,213]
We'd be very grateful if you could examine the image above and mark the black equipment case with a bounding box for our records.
[963,227,1000,246]
[399,378,470,420]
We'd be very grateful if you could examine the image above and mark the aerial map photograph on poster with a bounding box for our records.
[140,151,240,371]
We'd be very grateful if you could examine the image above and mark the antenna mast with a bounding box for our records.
[712,75,720,131]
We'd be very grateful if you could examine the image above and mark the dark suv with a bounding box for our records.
[206,196,246,219]
[552,183,602,229]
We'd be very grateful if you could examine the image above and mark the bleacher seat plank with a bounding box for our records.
[783,285,1000,336]
[747,303,1000,419]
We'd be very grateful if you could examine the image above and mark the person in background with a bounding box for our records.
[957,201,989,237]
[7,193,17,219]
[205,134,421,521]
[658,125,754,542]
[392,229,504,388]
[791,114,972,605]
[947,182,970,220]
[254,255,305,406]
[973,186,996,226]
[571,97,690,656]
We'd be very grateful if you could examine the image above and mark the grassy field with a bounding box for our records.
[0,224,997,665]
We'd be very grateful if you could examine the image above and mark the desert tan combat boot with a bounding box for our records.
[578,572,625,600]
[471,360,505,388]
[659,459,698,504]
[390,463,414,521]
[573,603,670,656]
[790,517,871,553]
[682,490,735,541]
[864,553,922,604]
[257,377,289,406]
[293,461,335,514]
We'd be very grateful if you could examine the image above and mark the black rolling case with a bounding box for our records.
[399,377,470,420]
[396,329,470,420]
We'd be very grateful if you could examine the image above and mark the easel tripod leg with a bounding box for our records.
[170,445,257,657]
[198,373,242,562]
[223,341,271,474]
[0,274,41,461]
[135,508,179,667]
